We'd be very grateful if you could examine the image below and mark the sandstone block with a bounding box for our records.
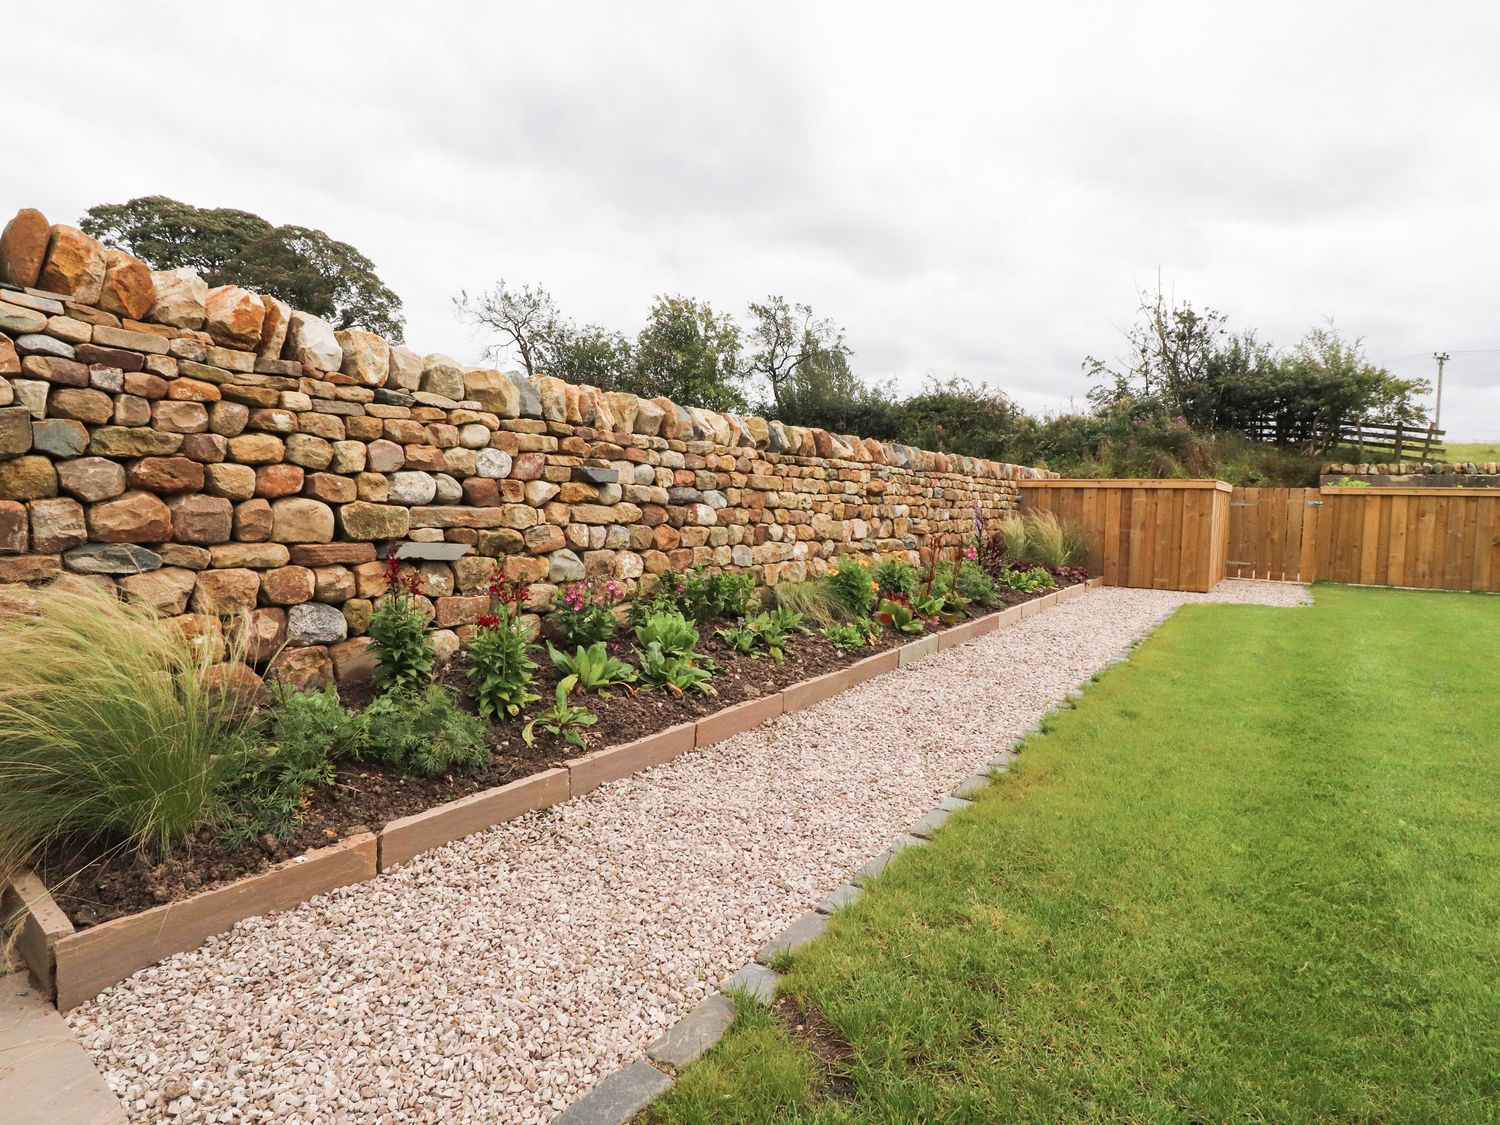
[147,267,208,328]
[119,566,198,615]
[204,462,257,500]
[233,498,275,542]
[285,311,342,371]
[256,295,291,361]
[285,433,334,470]
[0,335,17,377]
[389,346,423,391]
[260,565,316,605]
[228,433,285,465]
[210,542,290,569]
[191,567,261,615]
[89,426,183,457]
[87,491,172,543]
[128,456,205,493]
[303,472,356,504]
[239,607,288,662]
[152,399,209,434]
[420,354,465,400]
[28,496,86,552]
[462,368,520,416]
[265,645,333,689]
[56,457,126,502]
[97,249,155,320]
[168,494,233,544]
[0,406,34,458]
[203,286,266,350]
[0,455,56,500]
[330,440,367,474]
[271,497,335,543]
[0,207,50,287]
[0,554,61,583]
[335,329,391,387]
[38,225,107,303]
[0,500,26,553]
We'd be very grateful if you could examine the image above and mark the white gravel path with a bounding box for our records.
[68,580,1310,1124]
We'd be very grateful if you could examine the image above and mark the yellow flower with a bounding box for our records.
[871,581,880,591]
[829,568,840,576]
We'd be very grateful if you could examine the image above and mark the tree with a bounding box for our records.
[895,377,1033,463]
[628,295,747,412]
[539,322,634,390]
[769,349,900,436]
[454,281,562,376]
[80,196,406,341]
[745,295,850,413]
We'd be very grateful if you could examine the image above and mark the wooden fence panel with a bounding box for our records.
[1224,487,1320,582]
[1315,487,1500,591]
[1017,481,1230,593]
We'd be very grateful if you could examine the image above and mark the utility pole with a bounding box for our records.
[1433,351,1449,430]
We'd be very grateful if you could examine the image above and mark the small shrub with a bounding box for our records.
[522,676,598,749]
[552,577,624,647]
[875,596,925,634]
[682,567,756,622]
[548,642,636,695]
[824,558,879,618]
[358,685,488,776]
[369,558,434,693]
[230,685,353,841]
[634,608,700,660]
[822,622,869,653]
[872,556,919,598]
[637,644,715,695]
[772,580,840,628]
[0,581,262,878]
[955,560,999,606]
[1000,566,1057,594]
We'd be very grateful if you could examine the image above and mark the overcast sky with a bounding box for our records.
[7,1,1499,438]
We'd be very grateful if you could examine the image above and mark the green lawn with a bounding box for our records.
[1445,442,1500,466]
[649,585,1500,1123]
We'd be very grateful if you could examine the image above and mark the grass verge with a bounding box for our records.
[649,585,1500,1123]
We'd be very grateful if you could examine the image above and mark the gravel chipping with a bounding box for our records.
[68,580,1311,1124]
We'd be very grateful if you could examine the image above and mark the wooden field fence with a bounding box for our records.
[1019,480,1500,594]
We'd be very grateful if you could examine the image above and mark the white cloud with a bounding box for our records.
[5,0,1497,437]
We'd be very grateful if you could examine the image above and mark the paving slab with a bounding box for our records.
[551,1061,673,1124]
[723,963,778,1005]
[908,805,953,839]
[0,975,124,1124]
[953,771,992,798]
[816,882,863,913]
[755,911,829,964]
[646,992,736,1069]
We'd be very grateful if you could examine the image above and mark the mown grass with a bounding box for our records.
[649,585,1500,1123]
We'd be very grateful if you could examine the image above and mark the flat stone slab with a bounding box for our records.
[0,974,125,1124]
[755,911,829,964]
[646,992,736,1069]
[937,795,972,812]
[953,771,992,798]
[816,882,863,913]
[553,1061,673,1124]
[908,806,953,839]
[852,834,924,885]
[723,963,778,1005]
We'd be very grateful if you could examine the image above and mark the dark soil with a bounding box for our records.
[44,586,1060,929]
[772,994,857,1098]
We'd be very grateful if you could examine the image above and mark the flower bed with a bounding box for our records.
[3,539,1095,1010]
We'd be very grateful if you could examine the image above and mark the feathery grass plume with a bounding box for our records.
[1023,509,1087,568]
[772,579,841,628]
[997,515,1029,562]
[0,580,261,886]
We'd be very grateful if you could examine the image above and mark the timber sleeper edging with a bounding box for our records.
[9,583,1092,1014]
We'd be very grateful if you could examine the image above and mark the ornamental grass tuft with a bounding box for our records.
[0,581,262,884]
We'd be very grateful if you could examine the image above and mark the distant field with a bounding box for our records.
[1445,442,1500,464]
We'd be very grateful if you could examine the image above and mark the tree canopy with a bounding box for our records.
[628,295,747,412]
[81,195,406,341]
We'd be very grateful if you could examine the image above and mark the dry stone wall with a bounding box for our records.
[0,205,1052,690]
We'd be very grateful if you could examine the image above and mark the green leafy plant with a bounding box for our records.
[1000,565,1057,594]
[548,642,636,695]
[369,557,434,694]
[229,685,356,841]
[822,622,869,653]
[357,685,488,776]
[552,577,625,647]
[0,581,263,880]
[717,622,761,656]
[824,558,879,618]
[872,556,919,598]
[522,675,598,749]
[677,566,757,623]
[634,608,700,659]
[466,571,539,721]
[955,560,999,606]
[637,644,716,695]
[875,597,926,634]
[772,580,840,628]
[718,608,802,663]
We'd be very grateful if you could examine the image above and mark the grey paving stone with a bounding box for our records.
[908,805,953,839]
[755,911,829,964]
[852,834,923,885]
[724,963,778,1005]
[551,1061,673,1124]
[937,795,972,812]
[953,771,992,798]
[816,882,863,913]
[647,992,736,1069]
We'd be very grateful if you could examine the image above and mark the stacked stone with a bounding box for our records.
[1325,461,1500,477]
[0,205,1050,693]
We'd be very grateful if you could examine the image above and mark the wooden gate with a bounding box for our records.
[1225,487,1321,582]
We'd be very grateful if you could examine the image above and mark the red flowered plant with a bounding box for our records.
[467,566,539,721]
[369,556,434,693]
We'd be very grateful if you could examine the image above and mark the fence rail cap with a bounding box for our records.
[1319,485,1500,497]
[1017,479,1232,492]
